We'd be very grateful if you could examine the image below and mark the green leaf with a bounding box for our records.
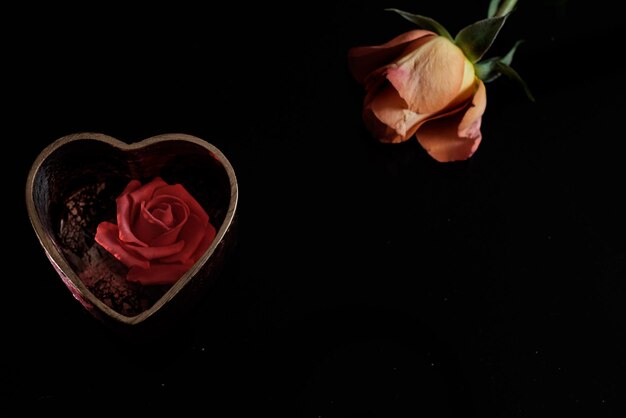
[488,0,518,18]
[385,8,453,41]
[494,61,535,102]
[455,14,509,62]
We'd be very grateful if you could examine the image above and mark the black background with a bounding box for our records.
[4,1,625,416]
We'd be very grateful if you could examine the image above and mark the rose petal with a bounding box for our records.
[127,263,193,286]
[147,204,190,247]
[94,222,149,269]
[348,30,435,84]
[160,214,216,264]
[120,179,142,195]
[361,69,387,104]
[116,178,168,246]
[117,178,174,246]
[134,201,170,239]
[415,115,481,162]
[147,196,189,225]
[458,80,487,139]
[116,194,146,247]
[135,199,189,245]
[128,177,168,204]
[364,82,428,143]
[191,222,217,262]
[386,36,467,115]
[153,184,209,224]
[151,204,175,226]
[128,239,186,261]
[415,82,486,162]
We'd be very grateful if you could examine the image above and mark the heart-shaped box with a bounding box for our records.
[26,132,238,335]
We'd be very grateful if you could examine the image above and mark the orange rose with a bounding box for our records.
[95,177,216,285]
[348,29,486,162]
[348,2,533,162]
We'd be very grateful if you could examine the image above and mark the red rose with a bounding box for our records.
[95,177,217,285]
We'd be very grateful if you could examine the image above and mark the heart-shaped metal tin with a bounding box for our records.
[26,132,238,334]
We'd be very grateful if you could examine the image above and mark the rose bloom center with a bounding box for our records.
[145,196,188,228]
[135,195,190,244]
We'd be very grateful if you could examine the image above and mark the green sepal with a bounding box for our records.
[385,8,453,41]
[488,0,518,18]
[475,60,500,83]
[475,40,524,82]
[494,61,535,102]
[455,14,509,63]
[501,39,524,65]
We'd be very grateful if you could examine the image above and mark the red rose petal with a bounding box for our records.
[127,262,193,286]
[135,198,189,245]
[116,193,147,247]
[160,213,214,264]
[191,221,217,262]
[128,239,186,261]
[153,184,209,225]
[94,222,149,269]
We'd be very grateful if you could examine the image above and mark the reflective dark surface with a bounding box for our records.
[5,1,625,416]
